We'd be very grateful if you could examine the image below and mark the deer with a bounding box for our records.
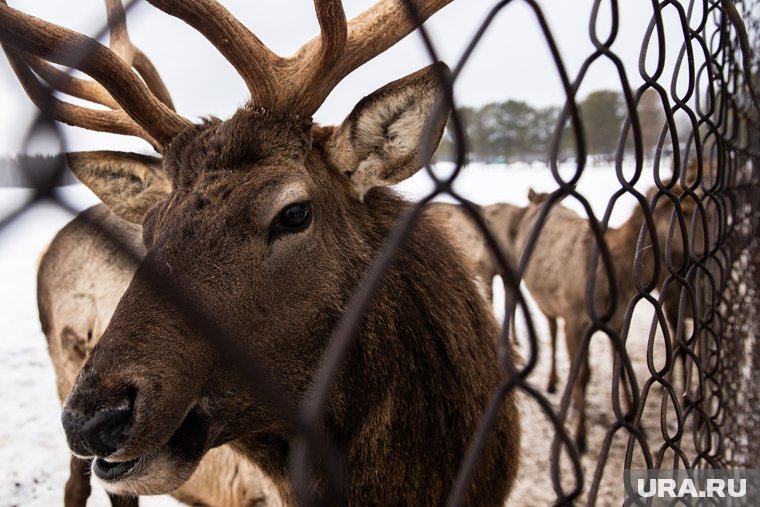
[433,192,698,400]
[38,203,283,507]
[427,201,530,347]
[1,1,521,505]
[515,186,697,452]
[427,202,527,303]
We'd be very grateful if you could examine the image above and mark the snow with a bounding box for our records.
[397,159,667,228]
[0,161,668,506]
[0,195,77,507]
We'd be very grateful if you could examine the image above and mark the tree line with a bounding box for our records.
[0,87,692,184]
[436,88,672,163]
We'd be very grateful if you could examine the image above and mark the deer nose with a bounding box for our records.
[62,399,134,457]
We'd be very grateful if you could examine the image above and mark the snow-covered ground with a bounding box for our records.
[0,161,669,506]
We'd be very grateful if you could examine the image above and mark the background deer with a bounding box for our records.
[1,0,520,505]
[38,203,282,507]
[515,186,698,452]
[428,202,527,302]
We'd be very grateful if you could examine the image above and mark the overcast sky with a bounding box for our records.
[0,0,709,155]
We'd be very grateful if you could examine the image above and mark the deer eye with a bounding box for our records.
[270,201,312,240]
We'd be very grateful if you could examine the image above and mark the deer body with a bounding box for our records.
[516,189,695,451]
[37,204,282,507]
[2,1,520,504]
[516,195,639,452]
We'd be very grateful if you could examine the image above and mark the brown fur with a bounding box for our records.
[60,66,520,506]
[516,187,696,452]
[38,205,282,507]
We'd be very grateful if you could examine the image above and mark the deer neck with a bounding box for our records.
[335,195,516,506]
[603,204,650,290]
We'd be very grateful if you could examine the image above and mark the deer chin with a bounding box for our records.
[92,406,210,496]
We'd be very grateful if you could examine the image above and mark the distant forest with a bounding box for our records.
[436,88,687,164]
[0,88,686,188]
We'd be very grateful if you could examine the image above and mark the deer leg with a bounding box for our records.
[565,321,589,454]
[573,356,590,454]
[64,456,92,507]
[546,316,559,394]
[491,270,520,346]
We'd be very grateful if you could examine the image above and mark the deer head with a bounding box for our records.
[2,1,520,504]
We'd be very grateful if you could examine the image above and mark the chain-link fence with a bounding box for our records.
[1,0,759,506]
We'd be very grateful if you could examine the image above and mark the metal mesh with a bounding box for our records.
[1,0,759,505]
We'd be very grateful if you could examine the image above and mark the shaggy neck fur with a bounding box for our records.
[238,190,520,507]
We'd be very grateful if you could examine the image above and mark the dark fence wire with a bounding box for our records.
[1,0,759,505]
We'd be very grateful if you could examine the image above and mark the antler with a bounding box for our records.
[0,0,451,148]
[146,0,453,114]
[0,0,188,149]
[290,0,452,113]
[103,0,174,110]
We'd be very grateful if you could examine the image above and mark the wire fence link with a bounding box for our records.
[1,0,759,505]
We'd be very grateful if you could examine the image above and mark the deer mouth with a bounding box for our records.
[92,456,139,481]
[92,406,211,495]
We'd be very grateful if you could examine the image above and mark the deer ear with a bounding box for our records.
[66,151,170,224]
[527,188,538,203]
[326,63,449,200]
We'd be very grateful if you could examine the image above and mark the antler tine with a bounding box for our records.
[131,48,175,111]
[105,0,134,63]
[145,0,280,107]
[0,1,121,112]
[0,2,190,147]
[105,0,175,110]
[3,45,157,145]
[314,0,348,66]
[260,0,346,112]
[339,0,453,69]
[5,1,173,126]
[288,0,453,114]
[25,56,121,109]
